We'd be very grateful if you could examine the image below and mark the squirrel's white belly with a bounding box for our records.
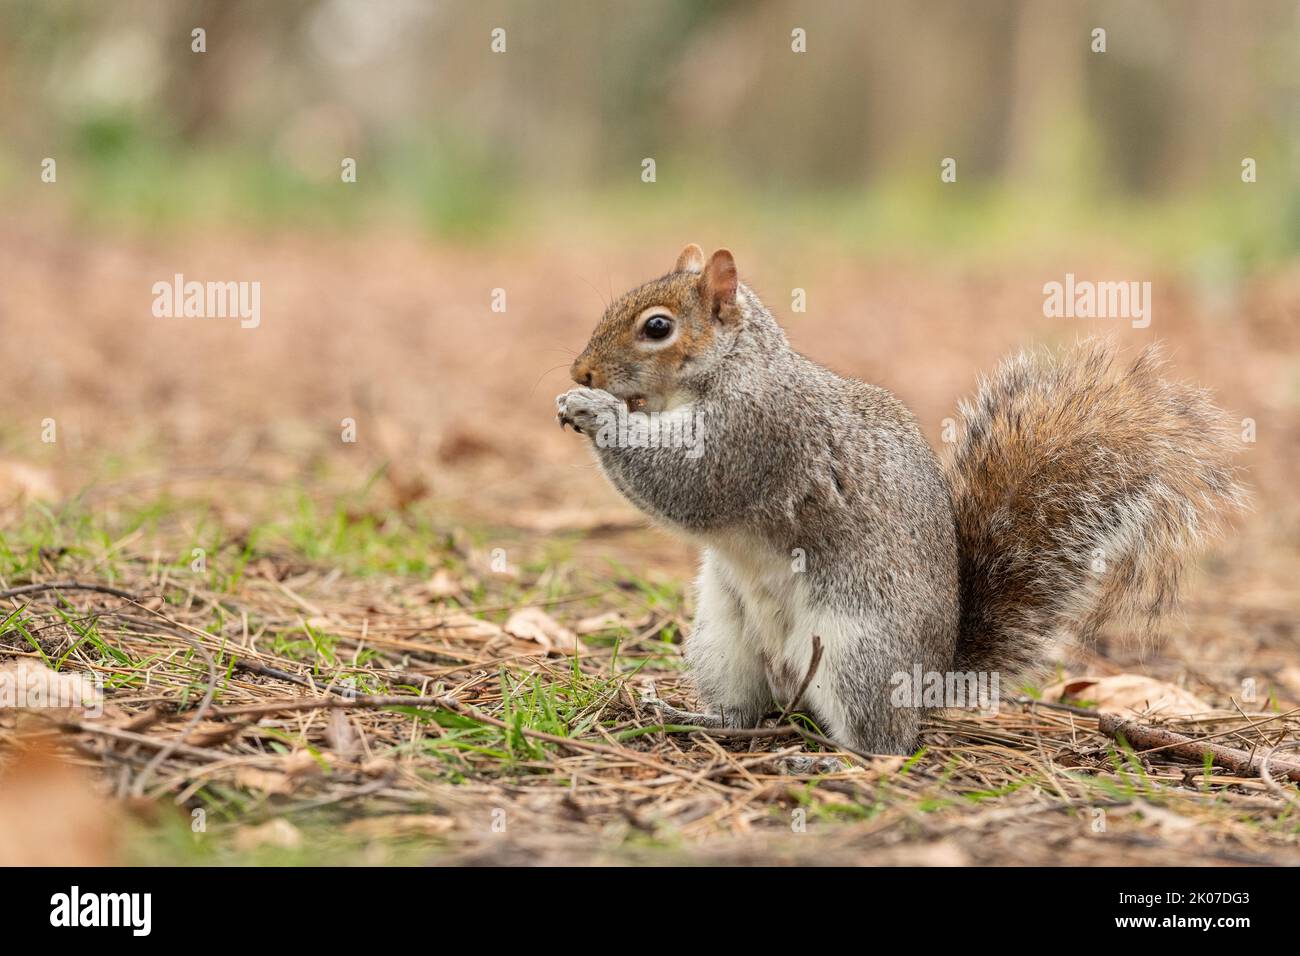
[703,533,853,714]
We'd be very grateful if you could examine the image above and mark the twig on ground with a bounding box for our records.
[1259,741,1300,809]
[1099,714,1300,783]
[0,581,142,602]
[776,634,823,725]
[212,694,460,718]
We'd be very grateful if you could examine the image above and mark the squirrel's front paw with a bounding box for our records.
[556,387,618,436]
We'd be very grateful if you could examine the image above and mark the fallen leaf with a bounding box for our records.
[1121,801,1198,834]
[234,766,296,796]
[324,710,359,759]
[1042,674,1211,718]
[1272,665,1300,703]
[431,612,504,641]
[878,841,971,866]
[426,568,463,599]
[0,461,58,503]
[284,749,328,779]
[186,721,251,748]
[468,550,518,581]
[361,756,396,778]
[0,660,102,715]
[118,706,165,733]
[234,819,302,851]
[361,759,395,780]
[342,814,454,839]
[574,611,650,635]
[504,607,588,656]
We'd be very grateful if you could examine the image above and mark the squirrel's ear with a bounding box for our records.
[701,248,739,322]
[674,243,705,273]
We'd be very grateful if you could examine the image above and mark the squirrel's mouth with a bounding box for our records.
[625,395,647,412]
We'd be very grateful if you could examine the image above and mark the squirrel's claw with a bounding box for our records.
[556,393,574,432]
[642,695,725,729]
[557,388,606,435]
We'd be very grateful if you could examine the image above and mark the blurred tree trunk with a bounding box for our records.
[1004,1,1086,185]
[163,0,250,142]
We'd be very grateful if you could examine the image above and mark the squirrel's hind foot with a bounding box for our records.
[774,755,848,775]
[642,696,726,728]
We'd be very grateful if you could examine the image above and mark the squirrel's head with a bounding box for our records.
[570,244,744,412]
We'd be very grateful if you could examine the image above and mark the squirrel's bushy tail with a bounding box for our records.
[946,339,1246,678]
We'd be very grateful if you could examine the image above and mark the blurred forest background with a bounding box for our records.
[1,0,1297,263]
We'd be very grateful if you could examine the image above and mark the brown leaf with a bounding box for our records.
[0,460,58,503]
[1273,665,1300,704]
[1042,674,1212,718]
[426,568,463,599]
[324,710,359,759]
[234,766,296,795]
[342,814,454,839]
[187,720,251,748]
[0,660,102,715]
[504,607,588,656]
[574,611,650,635]
[361,756,396,778]
[234,819,302,852]
[284,749,328,779]
[432,612,504,642]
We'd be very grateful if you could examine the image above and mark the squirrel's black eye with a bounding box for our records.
[643,315,673,340]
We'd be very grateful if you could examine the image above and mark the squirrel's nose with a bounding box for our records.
[570,359,595,388]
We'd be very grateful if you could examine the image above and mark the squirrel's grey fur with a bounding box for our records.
[557,246,1245,754]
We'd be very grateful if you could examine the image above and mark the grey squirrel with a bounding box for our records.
[556,244,1245,754]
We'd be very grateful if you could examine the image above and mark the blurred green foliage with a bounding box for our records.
[0,0,1295,269]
